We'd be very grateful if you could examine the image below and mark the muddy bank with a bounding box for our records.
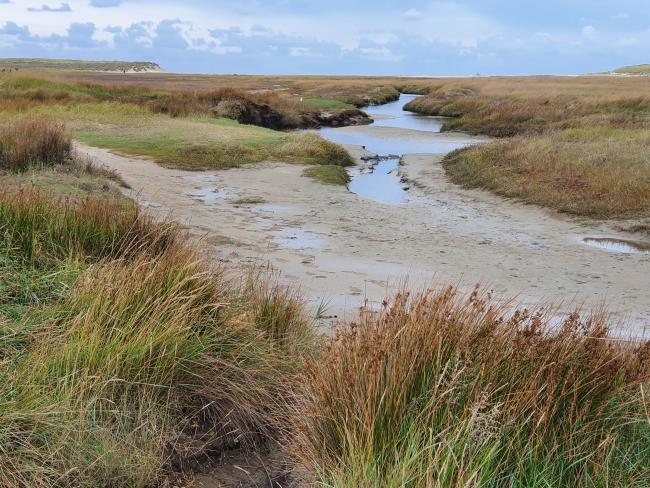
[151,90,371,130]
[77,139,650,337]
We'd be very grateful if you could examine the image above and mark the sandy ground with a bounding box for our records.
[76,133,650,337]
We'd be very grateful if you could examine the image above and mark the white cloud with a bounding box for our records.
[581,25,597,40]
[289,46,320,57]
[357,46,403,62]
[402,8,422,21]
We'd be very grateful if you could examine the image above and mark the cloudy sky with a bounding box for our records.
[0,0,648,75]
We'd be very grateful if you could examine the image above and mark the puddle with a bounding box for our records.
[349,158,407,204]
[258,204,293,213]
[277,229,323,250]
[190,187,235,202]
[583,237,650,254]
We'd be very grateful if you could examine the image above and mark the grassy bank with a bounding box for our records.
[444,129,650,219]
[0,73,368,130]
[403,77,650,221]
[0,91,354,171]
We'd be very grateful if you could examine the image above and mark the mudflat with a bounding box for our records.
[77,138,650,336]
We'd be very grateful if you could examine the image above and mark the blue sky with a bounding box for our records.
[0,0,648,75]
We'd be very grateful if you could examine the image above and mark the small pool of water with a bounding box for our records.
[191,187,235,202]
[277,229,323,250]
[348,158,407,204]
[583,237,650,254]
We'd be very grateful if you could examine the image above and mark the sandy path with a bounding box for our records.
[76,140,650,337]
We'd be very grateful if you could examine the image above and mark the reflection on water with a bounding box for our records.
[364,94,447,132]
[583,237,650,254]
[348,158,407,204]
[318,128,471,156]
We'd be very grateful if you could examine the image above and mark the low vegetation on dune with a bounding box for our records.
[404,77,650,220]
[297,288,650,487]
[612,64,650,76]
[0,58,161,72]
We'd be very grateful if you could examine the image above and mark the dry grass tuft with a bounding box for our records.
[0,117,71,171]
[295,286,650,487]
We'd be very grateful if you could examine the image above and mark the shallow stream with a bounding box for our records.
[318,94,472,204]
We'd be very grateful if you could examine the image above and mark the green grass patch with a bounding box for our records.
[0,185,314,486]
[303,164,350,185]
[297,96,355,110]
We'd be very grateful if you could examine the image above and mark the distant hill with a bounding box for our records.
[611,64,650,75]
[0,58,162,73]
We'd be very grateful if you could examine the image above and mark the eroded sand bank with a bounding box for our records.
[77,136,649,337]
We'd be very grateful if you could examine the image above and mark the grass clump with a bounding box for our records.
[296,287,650,487]
[0,117,71,171]
[303,165,351,185]
[0,186,313,486]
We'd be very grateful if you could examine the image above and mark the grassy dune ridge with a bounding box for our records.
[0,119,649,486]
[403,77,650,220]
[0,58,161,72]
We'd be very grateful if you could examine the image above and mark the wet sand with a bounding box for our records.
[77,135,650,337]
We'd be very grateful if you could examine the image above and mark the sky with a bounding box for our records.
[0,0,648,75]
